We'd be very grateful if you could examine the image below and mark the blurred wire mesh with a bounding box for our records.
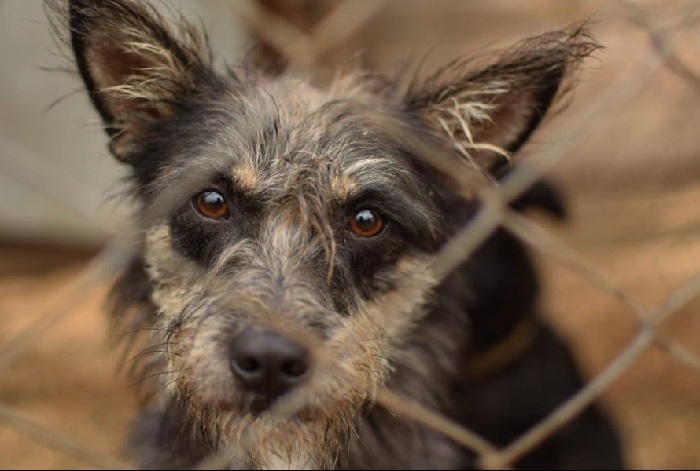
[2,0,700,468]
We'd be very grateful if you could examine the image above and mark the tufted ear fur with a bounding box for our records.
[48,0,213,163]
[406,26,600,174]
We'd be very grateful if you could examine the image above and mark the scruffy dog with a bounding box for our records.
[48,0,623,468]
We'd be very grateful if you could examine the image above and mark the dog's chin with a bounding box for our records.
[200,392,328,423]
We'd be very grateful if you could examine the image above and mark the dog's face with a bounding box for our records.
[141,75,448,416]
[51,0,597,463]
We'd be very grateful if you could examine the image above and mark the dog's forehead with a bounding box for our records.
[218,77,406,198]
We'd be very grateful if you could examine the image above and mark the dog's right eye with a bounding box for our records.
[193,191,230,220]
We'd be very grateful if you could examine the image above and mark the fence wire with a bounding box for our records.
[2,0,700,469]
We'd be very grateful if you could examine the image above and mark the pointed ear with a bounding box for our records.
[54,0,212,162]
[406,26,600,174]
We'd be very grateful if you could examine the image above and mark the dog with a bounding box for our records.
[47,0,623,468]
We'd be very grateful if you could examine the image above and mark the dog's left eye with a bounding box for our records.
[193,190,230,220]
[349,209,384,237]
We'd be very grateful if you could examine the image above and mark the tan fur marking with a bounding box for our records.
[231,162,260,191]
[330,172,357,201]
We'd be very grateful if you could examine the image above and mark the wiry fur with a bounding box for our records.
[47,1,622,469]
[406,28,598,175]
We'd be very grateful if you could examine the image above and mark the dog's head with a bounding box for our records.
[50,0,597,462]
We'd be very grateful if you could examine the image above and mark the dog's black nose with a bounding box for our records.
[230,329,310,407]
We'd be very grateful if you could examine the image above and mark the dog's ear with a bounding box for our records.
[59,0,211,163]
[406,26,600,174]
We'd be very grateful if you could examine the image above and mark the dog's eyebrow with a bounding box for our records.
[229,162,260,193]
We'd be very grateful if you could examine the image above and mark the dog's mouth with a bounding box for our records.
[245,392,301,417]
[211,390,325,424]
[249,394,277,415]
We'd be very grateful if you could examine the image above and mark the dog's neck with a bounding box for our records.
[462,228,541,352]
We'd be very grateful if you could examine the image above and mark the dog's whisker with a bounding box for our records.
[368,353,392,362]
[128,369,180,390]
[127,348,169,365]
[117,327,170,337]
[138,378,180,405]
[357,335,402,344]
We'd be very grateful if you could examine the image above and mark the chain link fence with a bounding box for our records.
[2,0,700,468]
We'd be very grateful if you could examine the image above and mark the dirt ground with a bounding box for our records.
[2,0,700,469]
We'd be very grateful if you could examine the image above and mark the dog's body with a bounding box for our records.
[49,1,623,468]
[453,176,624,469]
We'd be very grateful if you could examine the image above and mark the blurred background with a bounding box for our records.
[1,0,700,468]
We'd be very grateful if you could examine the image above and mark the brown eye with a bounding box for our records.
[350,209,384,237]
[193,190,229,220]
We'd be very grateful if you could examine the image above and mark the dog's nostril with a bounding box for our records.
[231,356,261,376]
[280,358,308,380]
[229,329,311,406]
